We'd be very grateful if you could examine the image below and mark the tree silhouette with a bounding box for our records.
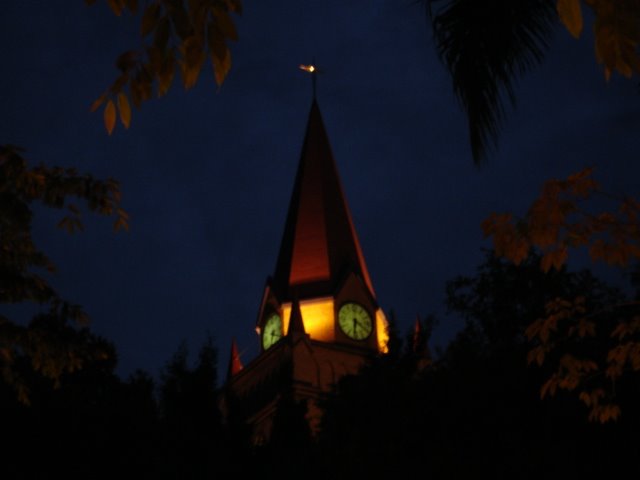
[482,169,640,421]
[0,145,127,401]
[0,329,164,479]
[442,250,640,472]
[157,335,225,478]
[314,256,640,477]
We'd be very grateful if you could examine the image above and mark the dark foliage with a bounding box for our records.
[1,334,227,480]
[0,144,126,399]
[428,0,556,163]
[157,335,224,478]
[314,251,640,478]
[2,253,639,478]
[2,332,161,479]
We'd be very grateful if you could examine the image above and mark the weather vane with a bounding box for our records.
[299,61,321,99]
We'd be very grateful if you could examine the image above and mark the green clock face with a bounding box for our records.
[262,313,282,350]
[338,302,372,340]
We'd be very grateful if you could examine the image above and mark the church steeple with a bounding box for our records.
[254,98,387,352]
[272,100,374,301]
[223,97,389,444]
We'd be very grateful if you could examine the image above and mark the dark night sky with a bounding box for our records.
[2,1,639,379]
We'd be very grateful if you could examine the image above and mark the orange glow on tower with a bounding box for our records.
[271,100,375,300]
[282,298,336,342]
[376,309,390,354]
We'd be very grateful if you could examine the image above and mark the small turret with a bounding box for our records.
[226,338,243,380]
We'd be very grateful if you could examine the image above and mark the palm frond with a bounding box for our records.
[429,0,556,164]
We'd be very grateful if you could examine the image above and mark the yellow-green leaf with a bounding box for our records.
[146,45,163,74]
[540,376,558,399]
[141,2,160,37]
[114,216,129,232]
[541,247,568,272]
[158,55,175,97]
[104,99,116,135]
[611,322,629,340]
[527,346,547,366]
[212,47,231,87]
[180,60,203,90]
[225,0,243,14]
[177,36,205,89]
[168,1,189,39]
[117,92,131,129]
[110,73,128,94]
[213,7,238,41]
[57,217,71,232]
[107,0,124,16]
[154,16,170,50]
[557,0,583,39]
[90,92,107,112]
[125,0,138,14]
[579,391,592,407]
[182,36,205,69]
[116,51,138,72]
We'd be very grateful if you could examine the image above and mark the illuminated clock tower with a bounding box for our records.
[223,98,388,443]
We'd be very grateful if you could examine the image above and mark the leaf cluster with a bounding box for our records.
[483,168,640,422]
[0,145,127,402]
[482,168,640,271]
[558,0,640,80]
[86,0,242,134]
[527,294,640,423]
[313,301,640,478]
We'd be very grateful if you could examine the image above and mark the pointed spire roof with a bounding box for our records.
[272,100,375,300]
[226,338,243,380]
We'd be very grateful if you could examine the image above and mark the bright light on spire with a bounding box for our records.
[299,64,316,73]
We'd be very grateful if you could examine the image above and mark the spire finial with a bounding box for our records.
[299,60,320,99]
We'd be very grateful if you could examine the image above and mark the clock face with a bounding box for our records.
[262,313,282,350]
[338,302,372,340]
